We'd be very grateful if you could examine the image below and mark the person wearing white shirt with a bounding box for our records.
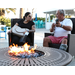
[43,9,73,51]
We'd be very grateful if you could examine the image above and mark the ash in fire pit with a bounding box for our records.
[8,43,44,58]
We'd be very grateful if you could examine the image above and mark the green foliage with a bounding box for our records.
[6,8,16,15]
[0,8,16,16]
[36,15,55,22]
[0,16,6,25]
[37,17,45,22]
[0,16,11,27]
[50,15,55,21]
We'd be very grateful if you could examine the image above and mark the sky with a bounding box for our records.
[5,8,74,18]
[5,8,46,18]
[5,8,57,18]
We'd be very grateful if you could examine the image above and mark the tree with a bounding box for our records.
[6,8,16,14]
[32,8,36,18]
[0,8,5,16]
[19,8,36,18]
[20,8,24,18]
[27,8,36,18]
[27,8,28,12]
[0,8,16,16]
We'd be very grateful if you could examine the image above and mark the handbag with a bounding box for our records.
[12,25,29,37]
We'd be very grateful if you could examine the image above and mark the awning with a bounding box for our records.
[43,8,75,15]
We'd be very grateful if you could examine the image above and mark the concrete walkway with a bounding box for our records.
[34,28,50,46]
[0,28,75,66]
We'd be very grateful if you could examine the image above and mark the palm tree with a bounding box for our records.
[0,8,16,16]
[0,8,5,16]
[6,8,16,14]
[20,8,24,18]
[32,8,36,18]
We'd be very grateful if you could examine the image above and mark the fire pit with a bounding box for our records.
[8,43,44,58]
[0,46,72,66]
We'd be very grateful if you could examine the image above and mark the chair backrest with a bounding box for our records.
[69,18,75,34]
[11,19,33,27]
[40,20,43,24]
[11,19,22,27]
[3,27,7,31]
[0,25,6,31]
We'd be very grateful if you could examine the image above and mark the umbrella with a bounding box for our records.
[35,13,37,21]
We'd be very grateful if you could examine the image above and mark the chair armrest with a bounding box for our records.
[44,33,54,37]
[8,32,34,46]
[8,32,13,46]
[68,34,75,56]
[30,32,34,46]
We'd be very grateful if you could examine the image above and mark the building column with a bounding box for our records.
[45,13,47,24]
[48,14,50,22]
[45,13,47,29]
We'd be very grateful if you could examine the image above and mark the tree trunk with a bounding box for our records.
[32,8,34,18]
[20,8,24,18]
[0,8,5,16]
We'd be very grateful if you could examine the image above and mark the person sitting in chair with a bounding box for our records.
[8,12,35,45]
[43,9,73,51]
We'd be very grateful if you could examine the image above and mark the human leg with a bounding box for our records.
[59,38,68,51]
[26,37,31,45]
[43,37,52,47]
[11,35,20,45]
[61,38,67,44]
[43,35,60,47]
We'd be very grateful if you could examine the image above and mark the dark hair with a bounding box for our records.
[23,12,31,20]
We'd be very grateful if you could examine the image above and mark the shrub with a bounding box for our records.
[0,16,11,27]
[37,17,45,22]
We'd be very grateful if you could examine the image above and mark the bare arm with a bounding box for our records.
[23,25,35,34]
[50,23,56,32]
[50,28,54,32]
[56,22,72,31]
[61,25,72,31]
[28,25,35,32]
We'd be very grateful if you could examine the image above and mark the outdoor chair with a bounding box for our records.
[44,18,75,56]
[40,20,44,28]
[0,26,7,39]
[33,21,38,28]
[8,19,34,46]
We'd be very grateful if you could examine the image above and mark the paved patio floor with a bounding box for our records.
[0,28,75,66]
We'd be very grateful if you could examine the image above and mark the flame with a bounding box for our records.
[8,43,37,56]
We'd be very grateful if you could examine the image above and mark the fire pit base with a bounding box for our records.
[0,47,72,66]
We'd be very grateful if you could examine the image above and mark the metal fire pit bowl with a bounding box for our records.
[0,46,72,66]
